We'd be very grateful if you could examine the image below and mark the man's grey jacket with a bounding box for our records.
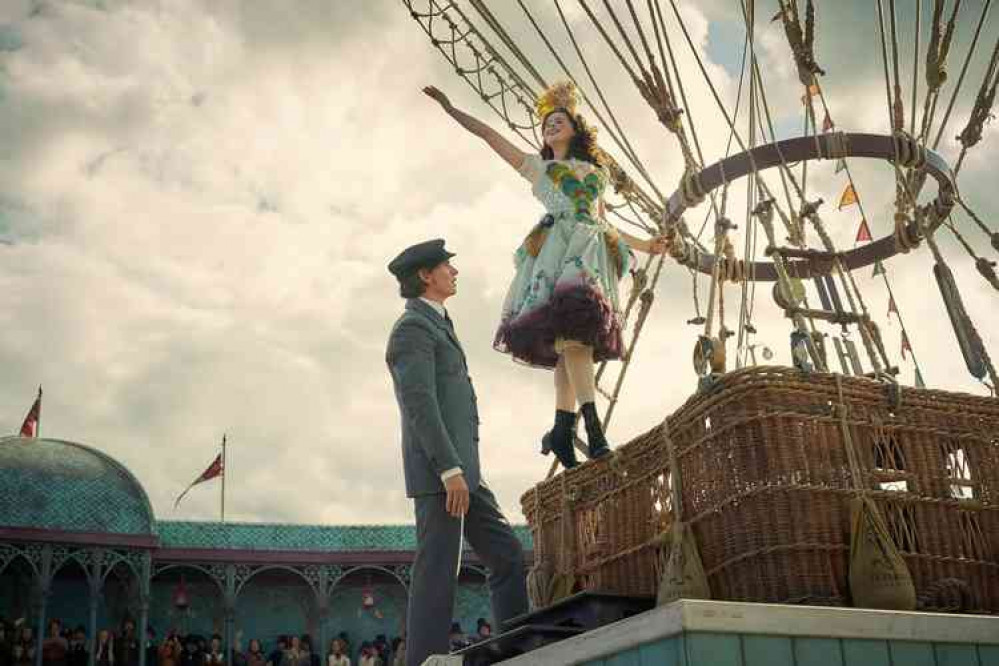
[386,298,481,497]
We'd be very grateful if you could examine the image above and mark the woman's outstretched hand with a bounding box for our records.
[423,85,453,111]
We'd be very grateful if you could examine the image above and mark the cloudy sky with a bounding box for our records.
[1,0,996,527]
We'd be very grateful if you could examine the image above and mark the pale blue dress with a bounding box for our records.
[493,154,632,368]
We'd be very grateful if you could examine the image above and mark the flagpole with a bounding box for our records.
[221,434,227,523]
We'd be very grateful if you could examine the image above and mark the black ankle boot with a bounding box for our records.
[580,402,612,459]
[541,410,579,469]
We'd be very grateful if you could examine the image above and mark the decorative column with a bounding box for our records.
[137,553,152,666]
[34,545,53,666]
[223,565,237,666]
[86,550,105,666]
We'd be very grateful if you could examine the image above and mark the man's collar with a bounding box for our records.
[419,296,446,318]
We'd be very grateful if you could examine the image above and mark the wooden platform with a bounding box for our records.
[495,599,999,666]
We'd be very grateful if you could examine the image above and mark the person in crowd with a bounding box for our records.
[279,636,301,666]
[93,630,113,666]
[115,620,139,666]
[156,633,180,666]
[66,627,87,666]
[325,639,348,666]
[264,637,285,666]
[14,625,36,666]
[388,639,403,666]
[355,644,378,666]
[41,619,68,666]
[473,619,491,643]
[144,628,158,666]
[0,619,11,666]
[298,637,316,666]
[241,639,264,666]
[446,624,468,652]
[203,635,224,666]
[178,635,200,666]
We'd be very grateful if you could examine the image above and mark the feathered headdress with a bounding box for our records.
[535,81,580,120]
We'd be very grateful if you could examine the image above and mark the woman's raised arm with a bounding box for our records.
[424,86,528,171]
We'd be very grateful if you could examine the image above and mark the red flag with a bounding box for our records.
[887,295,898,316]
[855,218,872,242]
[174,453,224,507]
[19,387,42,437]
[901,332,912,359]
[822,112,834,132]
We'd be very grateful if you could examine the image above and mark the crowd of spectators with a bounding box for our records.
[0,616,497,666]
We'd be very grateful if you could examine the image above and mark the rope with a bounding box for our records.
[894,164,999,389]
[956,34,999,173]
[519,0,664,203]
[930,0,993,151]
[466,0,548,90]
[910,0,921,137]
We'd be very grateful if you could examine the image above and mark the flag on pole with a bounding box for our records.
[19,387,42,437]
[175,453,224,508]
[835,158,848,174]
[872,259,886,277]
[822,112,834,132]
[855,219,873,243]
[901,331,912,360]
[838,184,858,210]
[887,295,898,316]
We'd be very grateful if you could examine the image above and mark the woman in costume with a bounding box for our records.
[424,81,668,469]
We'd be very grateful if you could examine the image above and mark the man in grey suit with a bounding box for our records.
[385,239,528,666]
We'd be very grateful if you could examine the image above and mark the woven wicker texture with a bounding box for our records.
[521,367,999,613]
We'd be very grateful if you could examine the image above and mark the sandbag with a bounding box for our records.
[657,522,710,605]
[848,496,917,610]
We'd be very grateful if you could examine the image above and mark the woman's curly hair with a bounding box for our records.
[539,109,602,166]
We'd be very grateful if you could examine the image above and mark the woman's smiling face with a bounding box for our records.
[543,110,575,147]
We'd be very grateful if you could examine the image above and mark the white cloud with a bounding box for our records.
[1,1,996,528]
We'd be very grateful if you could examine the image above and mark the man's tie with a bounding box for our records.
[443,310,455,331]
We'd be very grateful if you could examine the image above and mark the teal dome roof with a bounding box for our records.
[0,436,155,535]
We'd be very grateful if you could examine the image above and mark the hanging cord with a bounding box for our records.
[955,34,999,173]
[518,0,663,206]
[930,0,991,150]
[776,0,825,87]
[910,0,922,137]
[955,195,999,254]
[467,0,548,90]
[911,0,992,198]
[943,217,999,290]
[919,0,963,142]
[895,164,999,389]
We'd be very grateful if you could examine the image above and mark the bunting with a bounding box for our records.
[838,184,858,210]
[914,368,926,388]
[887,295,898,316]
[835,158,847,174]
[901,331,912,360]
[822,112,834,132]
[872,259,886,277]
[855,219,872,243]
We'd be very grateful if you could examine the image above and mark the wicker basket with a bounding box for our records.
[521,366,999,613]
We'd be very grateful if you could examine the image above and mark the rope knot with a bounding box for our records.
[892,132,926,169]
[680,169,706,208]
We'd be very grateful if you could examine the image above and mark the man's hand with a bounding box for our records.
[444,473,470,517]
